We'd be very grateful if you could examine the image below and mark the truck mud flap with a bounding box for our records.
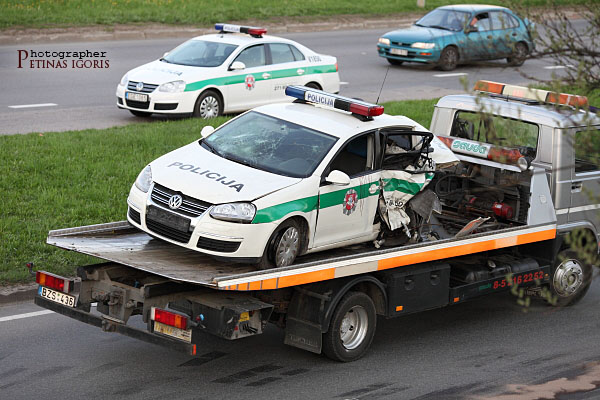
[35,295,197,355]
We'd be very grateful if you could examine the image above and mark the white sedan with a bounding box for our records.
[116,24,340,118]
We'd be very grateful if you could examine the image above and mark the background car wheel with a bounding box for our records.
[257,219,302,270]
[386,58,404,66]
[548,249,593,307]
[129,110,152,117]
[322,291,377,362]
[193,90,222,119]
[438,46,459,71]
[305,82,322,90]
[507,42,528,67]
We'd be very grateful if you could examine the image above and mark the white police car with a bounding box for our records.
[116,24,340,118]
[126,86,457,268]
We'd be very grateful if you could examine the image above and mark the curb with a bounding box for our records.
[0,16,418,45]
[0,284,38,305]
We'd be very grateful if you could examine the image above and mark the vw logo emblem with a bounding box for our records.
[136,82,144,91]
[168,195,183,210]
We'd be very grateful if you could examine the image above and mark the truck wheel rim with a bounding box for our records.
[275,227,299,267]
[553,259,583,297]
[199,96,219,118]
[340,305,368,350]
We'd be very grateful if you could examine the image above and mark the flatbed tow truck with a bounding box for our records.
[34,81,600,362]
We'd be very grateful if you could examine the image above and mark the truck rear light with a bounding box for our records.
[36,271,73,293]
[151,307,188,330]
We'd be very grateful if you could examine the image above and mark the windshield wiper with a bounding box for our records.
[428,25,451,31]
[200,140,220,156]
[223,154,262,171]
[160,58,171,63]
[414,23,426,27]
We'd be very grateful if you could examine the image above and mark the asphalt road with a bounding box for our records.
[0,28,573,135]
[2,279,600,399]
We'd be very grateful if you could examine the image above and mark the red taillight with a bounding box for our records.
[335,62,338,72]
[36,271,72,293]
[153,308,188,330]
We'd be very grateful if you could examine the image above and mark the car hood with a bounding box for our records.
[150,142,302,203]
[127,60,221,85]
[383,25,456,43]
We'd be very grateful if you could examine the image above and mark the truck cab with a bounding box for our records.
[430,81,600,253]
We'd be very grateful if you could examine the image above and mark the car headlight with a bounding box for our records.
[158,80,186,93]
[378,37,391,45]
[210,203,256,223]
[134,165,153,193]
[119,73,128,86]
[411,42,436,49]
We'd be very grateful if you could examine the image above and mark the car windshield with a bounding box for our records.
[202,111,338,178]
[415,9,470,32]
[162,40,238,67]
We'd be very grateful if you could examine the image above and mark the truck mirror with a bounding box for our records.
[325,170,351,185]
[200,125,215,138]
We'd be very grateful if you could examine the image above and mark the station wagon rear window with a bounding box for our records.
[162,40,238,67]
[202,111,338,178]
[450,111,539,157]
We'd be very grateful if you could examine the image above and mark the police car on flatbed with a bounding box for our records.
[116,24,340,118]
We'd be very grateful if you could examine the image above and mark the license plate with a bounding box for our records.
[147,205,191,232]
[390,48,408,56]
[125,92,148,102]
[154,321,192,343]
[38,286,77,308]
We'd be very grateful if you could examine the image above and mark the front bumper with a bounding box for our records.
[377,44,441,64]
[127,184,278,261]
[116,84,198,114]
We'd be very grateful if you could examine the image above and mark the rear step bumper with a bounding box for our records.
[34,295,197,355]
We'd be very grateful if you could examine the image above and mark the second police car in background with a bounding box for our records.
[126,86,456,269]
[116,24,340,118]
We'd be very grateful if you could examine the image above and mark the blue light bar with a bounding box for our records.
[285,85,384,118]
[215,23,267,37]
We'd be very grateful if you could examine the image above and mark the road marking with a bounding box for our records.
[0,310,54,322]
[544,65,574,70]
[8,103,57,109]
[433,73,468,77]
[340,82,349,85]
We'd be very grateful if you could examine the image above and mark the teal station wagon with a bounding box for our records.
[377,5,535,71]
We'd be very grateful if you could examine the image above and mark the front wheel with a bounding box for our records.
[257,220,302,270]
[438,47,459,71]
[322,291,377,362]
[507,42,528,67]
[548,249,592,307]
[193,90,222,119]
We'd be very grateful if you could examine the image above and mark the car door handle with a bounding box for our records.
[262,73,271,79]
[512,32,517,36]
[571,182,583,192]
[297,68,305,75]
[487,35,493,39]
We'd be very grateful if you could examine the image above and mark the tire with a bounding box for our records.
[548,249,593,307]
[438,46,459,71]
[386,58,404,66]
[507,42,528,67]
[193,90,222,119]
[257,220,302,270]
[322,291,377,362]
[305,82,321,90]
[129,110,152,117]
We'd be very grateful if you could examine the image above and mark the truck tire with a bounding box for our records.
[548,249,592,307]
[193,90,222,119]
[322,291,377,362]
[257,220,302,269]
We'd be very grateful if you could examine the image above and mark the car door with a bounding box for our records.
[464,12,495,60]
[266,42,308,102]
[489,11,519,57]
[225,44,273,111]
[312,132,381,248]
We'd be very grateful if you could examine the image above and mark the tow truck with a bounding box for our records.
[34,82,599,362]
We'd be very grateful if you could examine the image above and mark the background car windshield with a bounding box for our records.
[204,111,337,178]
[416,9,470,31]
[163,40,238,67]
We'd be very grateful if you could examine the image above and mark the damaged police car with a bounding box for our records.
[127,86,457,268]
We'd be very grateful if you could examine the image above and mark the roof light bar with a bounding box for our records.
[215,23,267,37]
[474,80,588,108]
[285,85,384,119]
[36,271,73,293]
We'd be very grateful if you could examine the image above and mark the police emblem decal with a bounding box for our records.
[343,189,358,215]
[245,74,255,91]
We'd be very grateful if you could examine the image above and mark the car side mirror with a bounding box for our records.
[201,125,215,138]
[465,26,478,33]
[325,170,351,185]
[229,61,246,71]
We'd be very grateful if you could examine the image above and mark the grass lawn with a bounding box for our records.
[0,0,593,29]
[0,98,437,284]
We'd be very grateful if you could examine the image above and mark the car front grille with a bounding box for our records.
[145,218,192,243]
[197,236,241,253]
[151,183,212,218]
[125,99,150,109]
[127,81,158,93]
[128,207,141,224]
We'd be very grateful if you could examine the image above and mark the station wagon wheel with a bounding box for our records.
[323,291,377,362]
[305,82,321,90]
[257,219,303,270]
[548,250,592,307]
[194,90,222,119]
[507,42,528,67]
[129,110,152,117]
[386,58,403,66]
[438,46,459,71]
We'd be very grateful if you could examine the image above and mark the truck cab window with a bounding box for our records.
[574,129,600,173]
